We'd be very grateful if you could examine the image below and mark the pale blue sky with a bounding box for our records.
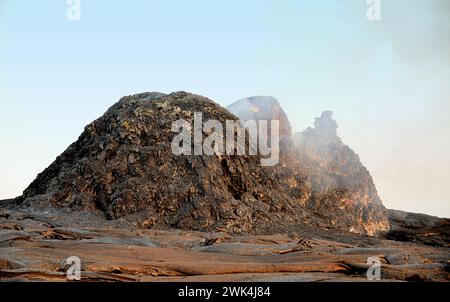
[1,0,449,217]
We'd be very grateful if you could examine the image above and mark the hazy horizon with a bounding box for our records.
[1,0,449,217]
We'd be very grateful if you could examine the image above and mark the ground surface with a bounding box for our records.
[0,207,448,282]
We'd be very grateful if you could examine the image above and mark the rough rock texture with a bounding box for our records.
[12,92,389,236]
[0,207,448,282]
[14,92,310,234]
[293,111,390,236]
[227,96,292,141]
[386,210,450,247]
[227,97,389,236]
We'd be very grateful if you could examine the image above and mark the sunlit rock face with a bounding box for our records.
[293,111,390,236]
[14,92,310,234]
[13,92,388,236]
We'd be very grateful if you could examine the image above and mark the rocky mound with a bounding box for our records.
[227,97,389,236]
[226,96,306,195]
[386,209,450,247]
[13,92,390,236]
[14,92,311,233]
[293,111,389,235]
[227,96,292,141]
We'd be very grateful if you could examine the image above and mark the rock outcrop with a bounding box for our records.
[227,97,389,236]
[1,206,448,282]
[14,92,310,233]
[293,111,389,236]
[386,209,450,247]
[12,92,390,236]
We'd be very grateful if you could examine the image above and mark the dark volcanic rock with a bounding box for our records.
[13,92,390,236]
[386,209,450,247]
[14,92,310,233]
[293,111,389,236]
[227,98,389,236]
